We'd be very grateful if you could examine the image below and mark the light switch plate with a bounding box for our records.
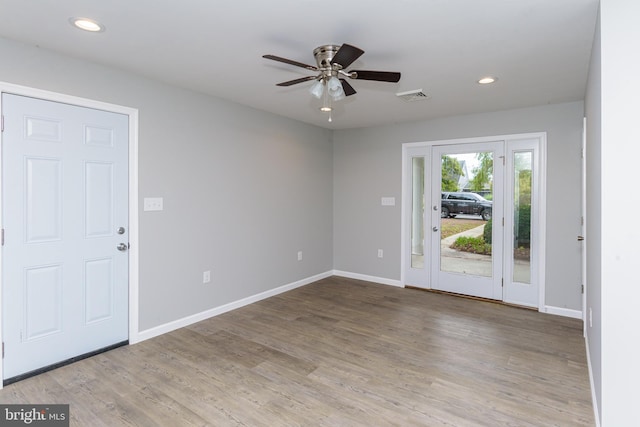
[144,197,163,211]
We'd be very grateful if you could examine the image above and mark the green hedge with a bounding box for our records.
[452,236,492,255]
[517,205,531,243]
[484,219,492,244]
[484,205,531,245]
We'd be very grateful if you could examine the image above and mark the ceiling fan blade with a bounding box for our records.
[351,70,401,83]
[331,44,364,69]
[263,54,318,71]
[340,79,357,96]
[276,76,318,87]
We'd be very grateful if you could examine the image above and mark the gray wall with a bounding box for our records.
[333,102,584,310]
[586,1,640,425]
[0,34,589,332]
[585,6,602,421]
[0,37,334,331]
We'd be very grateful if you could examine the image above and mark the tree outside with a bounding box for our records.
[441,155,464,192]
[470,151,493,197]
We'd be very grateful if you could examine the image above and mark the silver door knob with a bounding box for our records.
[577,236,585,241]
[433,226,439,232]
[117,243,128,252]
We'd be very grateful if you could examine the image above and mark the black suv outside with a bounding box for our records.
[441,192,492,220]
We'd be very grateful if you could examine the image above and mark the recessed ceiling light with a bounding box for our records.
[478,77,497,85]
[69,17,105,32]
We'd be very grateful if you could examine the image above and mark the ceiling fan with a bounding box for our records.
[263,43,401,120]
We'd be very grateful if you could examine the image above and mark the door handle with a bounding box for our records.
[433,226,439,232]
[117,243,129,252]
[577,236,585,241]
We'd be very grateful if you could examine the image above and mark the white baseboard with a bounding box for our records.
[541,305,583,319]
[135,272,578,345]
[133,270,333,343]
[585,335,601,427]
[332,270,403,287]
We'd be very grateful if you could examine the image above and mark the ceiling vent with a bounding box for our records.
[396,89,430,102]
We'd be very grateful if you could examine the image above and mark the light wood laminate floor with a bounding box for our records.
[0,276,594,426]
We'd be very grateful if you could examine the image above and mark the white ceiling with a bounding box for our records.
[0,0,599,130]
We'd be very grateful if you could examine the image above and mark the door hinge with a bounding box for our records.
[581,284,584,294]
[502,278,504,287]
[502,217,505,226]
[2,342,4,358]
[1,228,4,246]
[1,115,4,132]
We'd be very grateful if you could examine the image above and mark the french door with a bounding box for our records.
[403,135,542,307]
[430,142,504,299]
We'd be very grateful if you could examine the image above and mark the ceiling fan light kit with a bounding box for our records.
[309,80,324,99]
[263,43,401,121]
[327,77,346,101]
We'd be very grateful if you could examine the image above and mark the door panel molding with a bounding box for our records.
[0,82,140,387]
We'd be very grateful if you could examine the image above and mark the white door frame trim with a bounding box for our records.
[581,117,588,336]
[401,132,547,310]
[0,82,140,388]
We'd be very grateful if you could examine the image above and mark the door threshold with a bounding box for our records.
[3,340,128,386]
[405,286,537,311]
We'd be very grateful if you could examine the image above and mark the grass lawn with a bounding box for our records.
[440,218,487,240]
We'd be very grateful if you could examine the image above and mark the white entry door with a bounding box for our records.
[2,93,129,380]
[430,142,504,300]
[403,135,543,307]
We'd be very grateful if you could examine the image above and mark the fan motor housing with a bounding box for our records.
[313,45,341,70]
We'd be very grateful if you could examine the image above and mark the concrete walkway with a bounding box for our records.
[413,224,531,283]
[441,224,492,276]
[441,224,488,260]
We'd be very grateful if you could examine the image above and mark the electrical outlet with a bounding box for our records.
[297,251,303,261]
[377,249,383,258]
[203,270,211,284]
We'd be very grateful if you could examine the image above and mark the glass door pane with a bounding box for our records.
[439,151,493,277]
[411,157,425,269]
[431,142,504,300]
[513,151,532,283]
